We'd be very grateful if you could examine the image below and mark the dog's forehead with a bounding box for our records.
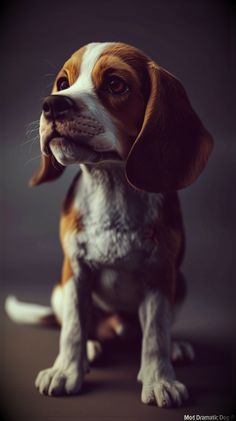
[65,42,113,76]
[61,42,146,84]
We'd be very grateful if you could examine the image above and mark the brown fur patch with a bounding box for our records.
[60,255,73,285]
[59,208,82,284]
[52,46,86,93]
[60,208,83,250]
[91,44,150,158]
[59,173,82,284]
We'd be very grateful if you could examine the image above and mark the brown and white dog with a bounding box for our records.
[5,42,213,407]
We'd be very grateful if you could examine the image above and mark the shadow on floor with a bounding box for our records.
[1,314,234,421]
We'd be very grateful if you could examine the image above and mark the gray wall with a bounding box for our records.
[1,0,235,337]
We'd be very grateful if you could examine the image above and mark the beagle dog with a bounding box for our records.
[6,42,213,407]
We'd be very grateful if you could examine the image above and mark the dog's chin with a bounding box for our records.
[49,137,121,166]
[49,137,97,165]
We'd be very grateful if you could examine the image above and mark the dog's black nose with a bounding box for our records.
[42,95,76,119]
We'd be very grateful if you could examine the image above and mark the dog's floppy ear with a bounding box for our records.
[29,155,65,186]
[126,61,213,193]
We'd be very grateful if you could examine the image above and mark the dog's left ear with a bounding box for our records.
[29,155,65,186]
[126,61,213,193]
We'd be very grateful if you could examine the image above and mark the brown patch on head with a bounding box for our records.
[52,46,86,93]
[91,43,150,157]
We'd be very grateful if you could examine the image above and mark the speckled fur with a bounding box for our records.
[63,162,170,312]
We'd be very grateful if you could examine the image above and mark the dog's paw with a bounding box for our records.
[141,378,188,408]
[171,340,195,362]
[35,365,83,396]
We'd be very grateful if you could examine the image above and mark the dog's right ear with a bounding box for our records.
[29,154,65,186]
[126,61,213,193]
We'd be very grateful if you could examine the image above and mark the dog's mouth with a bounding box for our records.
[43,131,121,165]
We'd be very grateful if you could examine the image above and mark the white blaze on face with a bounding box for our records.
[62,42,112,95]
[53,42,119,153]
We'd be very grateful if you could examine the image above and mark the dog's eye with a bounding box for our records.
[107,76,129,95]
[57,77,70,91]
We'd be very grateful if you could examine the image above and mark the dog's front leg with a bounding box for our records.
[35,268,91,397]
[138,290,188,408]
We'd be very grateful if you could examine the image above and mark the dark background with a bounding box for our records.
[1,1,235,420]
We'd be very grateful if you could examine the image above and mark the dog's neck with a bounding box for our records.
[80,160,125,173]
[79,161,128,190]
[76,161,163,222]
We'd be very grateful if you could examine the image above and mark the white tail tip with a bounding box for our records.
[5,295,54,326]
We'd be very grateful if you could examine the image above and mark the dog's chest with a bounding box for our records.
[65,164,162,269]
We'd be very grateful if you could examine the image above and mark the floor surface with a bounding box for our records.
[1,303,234,421]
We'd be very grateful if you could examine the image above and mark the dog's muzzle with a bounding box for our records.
[41,95,106,156]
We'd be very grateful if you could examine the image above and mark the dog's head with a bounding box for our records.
[31,42,213,192]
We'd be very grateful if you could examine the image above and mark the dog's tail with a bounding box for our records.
[5,295,58,327]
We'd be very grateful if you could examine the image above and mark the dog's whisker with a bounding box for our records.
[22,133,40,146]
[24,154,42,167]
[25,121,40,131]
[26,126,39,134]
[25,134,39,143]
[21,138,36,146]
[29,139,40,154]
[26,125,39,131]
[25,130,39,139]
[26,124,39,131]
[27,119,40,125]
[24,121,40,153]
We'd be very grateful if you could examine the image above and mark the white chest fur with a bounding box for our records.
[64,162,163,311]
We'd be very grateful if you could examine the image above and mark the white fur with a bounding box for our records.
[86,340,102,362]
[138,291,188,407]
[5,295,53,325]
[60,42,113,95]
[51,286,63,324]
[58,279,84,365]
[50,285,103,363]
[62,163,162,313]
[35,278,87,396]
